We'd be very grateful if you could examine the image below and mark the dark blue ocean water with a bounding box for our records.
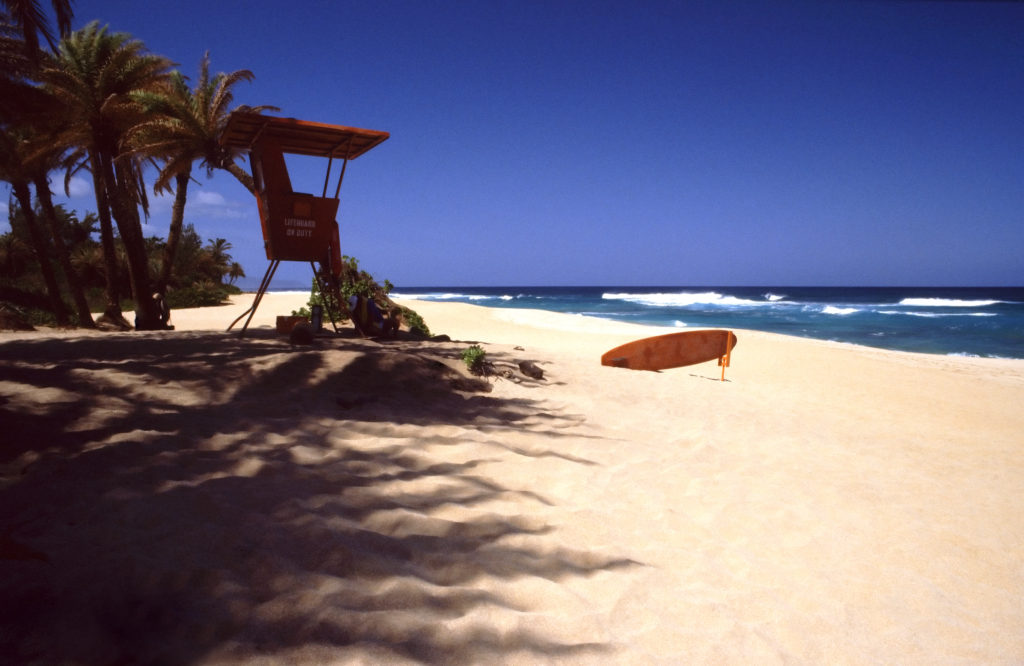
[388,286,1024,359]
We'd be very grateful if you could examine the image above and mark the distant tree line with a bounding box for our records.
[2,199,245,323]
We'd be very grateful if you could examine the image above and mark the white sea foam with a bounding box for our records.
[602,291,761,307]
[764,292,786,301]
[878,310,997,318]
[879,310,940,318]
[392,292,490,301]
[898,298,1000,307]
[672,320,688,328]
[948,351,1015,359]
[822,306,859,315]
[391,290,456,299]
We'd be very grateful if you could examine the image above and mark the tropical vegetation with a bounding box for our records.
[2,199,245,324]
[461,345,487,375]
[292,256,431,337]
[1,1,416,333]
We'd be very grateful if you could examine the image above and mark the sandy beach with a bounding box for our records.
[2,292,1023,664]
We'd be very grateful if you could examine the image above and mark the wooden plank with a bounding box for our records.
[221,112,389,159]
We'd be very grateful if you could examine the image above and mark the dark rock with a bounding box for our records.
[518,360,544,380]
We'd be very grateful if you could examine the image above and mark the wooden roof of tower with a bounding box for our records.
[220,111,390,159]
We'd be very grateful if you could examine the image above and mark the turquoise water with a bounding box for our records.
[387,286,1024,359]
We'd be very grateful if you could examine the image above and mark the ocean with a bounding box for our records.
[387,286,1024,359]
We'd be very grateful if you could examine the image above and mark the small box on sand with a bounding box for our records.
[275,315,307,334]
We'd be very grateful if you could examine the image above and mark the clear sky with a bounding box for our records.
[4,0,1023,287]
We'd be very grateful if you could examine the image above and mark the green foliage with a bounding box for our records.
[461,345,487,374]
[3,201,246,319]
[165,282,240,308]
[293,275,340,322]
[20,302,69,327]
[294,256,430,338]
[0,289,68,327]
[399,307,430,337]
[336,255,389,301]
[166,225,240,290]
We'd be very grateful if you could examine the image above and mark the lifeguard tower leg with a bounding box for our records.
[311,261,342,333]
[228,259,280,336]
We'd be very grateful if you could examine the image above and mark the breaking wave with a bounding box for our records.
[391,291,514,302]
[822,306,859,316]
[898,298,1001,308]
[602,291,761,307]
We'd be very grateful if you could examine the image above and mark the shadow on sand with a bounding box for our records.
[0,331,635,664]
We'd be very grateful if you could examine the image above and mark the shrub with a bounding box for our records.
[400,307,430,337]
[294,258,431,337]
[166,282,239,309]
[461,345,487,374]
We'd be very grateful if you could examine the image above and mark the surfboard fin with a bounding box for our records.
[718,333,735,381]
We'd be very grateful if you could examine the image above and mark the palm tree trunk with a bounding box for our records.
[11,180,70,326]
[88,150,128,327]
[224,161,255,194]
[155,168,190,295]
[33,173,95,328]
[100,151,160,330]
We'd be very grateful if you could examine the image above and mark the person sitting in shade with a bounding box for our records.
[135,292,174,330]
[153,292,173,329]
[347,294,399,337]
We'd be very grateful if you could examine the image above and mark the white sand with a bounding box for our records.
[2,293,1022,664]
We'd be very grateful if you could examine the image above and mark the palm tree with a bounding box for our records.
[0,233,32,278]
[205,237,232,281]
[226,261,245,285]
[1,0,71,60]
[33,166,95,326]
[128,52,276,294]
[1,10,32,112]
[2,116,97,327]
[41,22,174,329]
[69,242,111,291]
[0,8,57,134]
[1,8,91,326]
[0,127,70,325]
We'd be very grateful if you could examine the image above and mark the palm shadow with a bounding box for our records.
[0,331,635,664]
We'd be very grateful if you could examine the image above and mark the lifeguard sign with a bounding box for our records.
[219,111,389,335]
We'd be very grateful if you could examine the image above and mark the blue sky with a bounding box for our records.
[4,0,1023,287]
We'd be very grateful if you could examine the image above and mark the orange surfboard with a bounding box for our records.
[601,329,737,379]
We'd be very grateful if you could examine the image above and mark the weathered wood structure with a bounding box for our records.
[219,112,389,335]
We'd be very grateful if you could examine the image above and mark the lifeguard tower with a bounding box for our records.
[219,111,389,335]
